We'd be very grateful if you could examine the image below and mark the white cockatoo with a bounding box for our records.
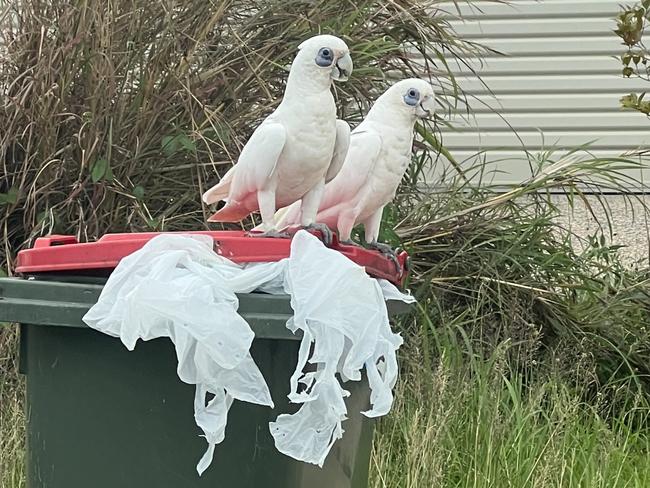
[202,34,353,238]
[274,78,435,252]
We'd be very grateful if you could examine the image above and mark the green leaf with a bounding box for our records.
[146,217,161,230]
[0,267,7,277]
[162,133,196,155]
[378,226,401,248]
[416,123,467,182]
[132,186,145,200]
[202,125,232,145]
[215,124,232,145]
[161,135,179,156]
[104,163,114,182]
[91,158,108,182]
[0,187,19,205]
[378,204,402,247]
[178,134,196,152]
[640,101,650,115]
[621,93,639,108]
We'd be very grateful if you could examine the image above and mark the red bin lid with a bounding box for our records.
[15,231,409,285]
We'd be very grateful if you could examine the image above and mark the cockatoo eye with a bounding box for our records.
[315,47,334,67]
[403,88,420,106]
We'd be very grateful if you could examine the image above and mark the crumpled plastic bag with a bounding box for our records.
[83,230,415,472]
[269,231,415,466]
[83,234,283,475]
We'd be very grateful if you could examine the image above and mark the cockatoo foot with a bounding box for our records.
[246,229,291,239]
[303,223,334,246]
[340,239,362,247]
[368,241,402,274]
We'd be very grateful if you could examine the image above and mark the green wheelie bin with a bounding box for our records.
[0,231,409,488]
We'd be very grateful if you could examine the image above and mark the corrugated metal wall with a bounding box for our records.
[435,0,650,186]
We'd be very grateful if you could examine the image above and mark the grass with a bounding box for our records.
[0,328,25,488]
[371,335,650,488]
[393,151,650,400]
[367,148,650,487]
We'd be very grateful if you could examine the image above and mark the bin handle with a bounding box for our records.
[32,235,79,248]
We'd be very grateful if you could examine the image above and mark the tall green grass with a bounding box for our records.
[394,151,650,402]
[371,328,650,488]
[366,148,650,487]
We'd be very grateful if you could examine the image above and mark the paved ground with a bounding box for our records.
[552,195,650,266]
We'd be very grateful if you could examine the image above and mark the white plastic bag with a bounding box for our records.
[83,230,415,472]
[269,231,414,466]
[83,234,284,474]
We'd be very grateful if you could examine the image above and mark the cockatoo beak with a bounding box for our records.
[416,96,435,119]
[332,52,353,82]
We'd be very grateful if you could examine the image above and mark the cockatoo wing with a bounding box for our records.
[325,120,351,182]
[272,129,382,230]
[205,121,286,222]
[316,129,383,212]
[202,165,236,205]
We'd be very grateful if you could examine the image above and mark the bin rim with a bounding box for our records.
[15,230,409,285]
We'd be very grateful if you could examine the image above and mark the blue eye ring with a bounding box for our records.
[404,88,420,106]
[315,47,334,67]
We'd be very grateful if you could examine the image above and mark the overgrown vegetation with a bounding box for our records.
[370,151,650,487]
[0,330,23,488]
[397,153,650,397]
[3,1,650,487]
[370,330,650,488]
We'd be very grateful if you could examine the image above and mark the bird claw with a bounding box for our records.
[368,241,402,275]
[340,239,362,247]
[246,229,291,239]
[304,223,334,246]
